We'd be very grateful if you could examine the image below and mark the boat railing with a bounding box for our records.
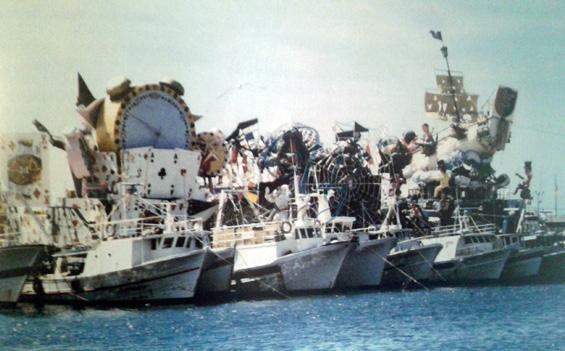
[430,223,497,237]
[0,230,50,246]
[96,216,206,240]
[354,226,414,240]
[0,232,17,241]
[212,221,285,248]
[0,237,9,247]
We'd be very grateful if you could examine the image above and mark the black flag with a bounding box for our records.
[77,73,95,107]
[354,122,369,133]
[430,30,443,41]
[225,118,259,141]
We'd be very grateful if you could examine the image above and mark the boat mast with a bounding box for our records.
[535,190,544,216]
[442,48,463,125]
[431,31,462,124]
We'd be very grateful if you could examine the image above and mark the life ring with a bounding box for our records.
[280,221,292,234]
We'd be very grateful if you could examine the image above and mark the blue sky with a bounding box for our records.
[1,1,563,212]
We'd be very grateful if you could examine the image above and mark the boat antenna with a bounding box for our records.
[535,190,544,216]
[430,30,462,125]
[555,175,559,216]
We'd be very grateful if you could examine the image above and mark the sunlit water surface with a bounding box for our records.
[1,285,563,350]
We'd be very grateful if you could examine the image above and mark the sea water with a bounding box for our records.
[1,284,563,350]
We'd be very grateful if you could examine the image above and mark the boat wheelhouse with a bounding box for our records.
[419,217,510,283]
[21,202,212,303]
[212,189,353,293]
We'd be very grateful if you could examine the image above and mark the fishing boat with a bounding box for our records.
[538,244,565,283]
[521,225,565,283]
[0,244,52,303]
[497,208,546,280]
[418,215,510,283]
[212,190,353,294]
[373,226,443,287]
[197,246,236,295]
[520,214,565,282]
[498,234,544,280]
[308,190,397,288]
[332,221,397,289]
[8,76,239,303]
[214,220,352,294]
[486,201,562,281]
[21,201,210,304]
[0,135,57,303]
[365,193,443,287]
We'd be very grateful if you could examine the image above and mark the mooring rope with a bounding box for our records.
[191,233,290,299]
[369,244,429,291]
[416,248,448,283]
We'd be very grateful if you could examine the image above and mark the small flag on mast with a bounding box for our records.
[430,30,443,41]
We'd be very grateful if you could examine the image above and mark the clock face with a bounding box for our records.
[117,86,194,150]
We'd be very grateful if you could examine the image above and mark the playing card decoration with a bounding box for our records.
[0,134,50,205]
[196,131,227,177]
[122,147,202,200]
[7,154,42,186]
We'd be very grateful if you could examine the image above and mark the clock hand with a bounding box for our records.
[130,115,161,137]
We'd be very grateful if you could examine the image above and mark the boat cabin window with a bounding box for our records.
[464,237,473,244]
[306,228,314,238]
[295,230,300,240]
[477,236,485,243]
[162,237,174,249]
[186,237,193,248]
[150,238,161,250]
[176,236,186,248]
[315,228,322,238]
[195,238,203,249]
[335,223,343,233]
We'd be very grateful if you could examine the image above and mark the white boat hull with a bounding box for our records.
[197,247,235,295]
[233,241,352,293]
[537,247,565,282]
[501,248,544,280]
[336,238,396,288]
[278,241,352,291]
[431,248,510,282]
[0,245,49,303]
[381,243,443,286]
[22,249,207,303]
